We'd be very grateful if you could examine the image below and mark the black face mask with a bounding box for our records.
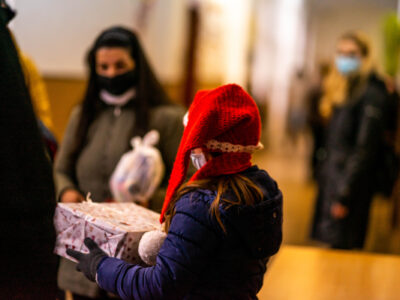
[97,69,138,95]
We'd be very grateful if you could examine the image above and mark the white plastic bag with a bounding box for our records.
[110,130,165,205]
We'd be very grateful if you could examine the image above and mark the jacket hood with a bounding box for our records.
[221,165,283,259]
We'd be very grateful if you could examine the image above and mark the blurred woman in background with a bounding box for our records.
[55,26,185,299]
[311,32,392,249]
[305,61,331,180]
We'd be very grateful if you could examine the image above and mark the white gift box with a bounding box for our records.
[54,201,161,264]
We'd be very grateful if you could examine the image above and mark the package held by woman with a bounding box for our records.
[54,200,161,264]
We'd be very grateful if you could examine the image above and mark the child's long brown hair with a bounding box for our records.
[163,173,263,233]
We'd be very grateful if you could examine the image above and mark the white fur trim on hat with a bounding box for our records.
[138,230,167,266]
[205,140,264,153]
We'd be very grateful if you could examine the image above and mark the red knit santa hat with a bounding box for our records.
[160,84,263,222]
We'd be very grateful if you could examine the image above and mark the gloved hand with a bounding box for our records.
[66,238,108,282]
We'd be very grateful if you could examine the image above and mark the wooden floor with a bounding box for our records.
[258,245,400,300]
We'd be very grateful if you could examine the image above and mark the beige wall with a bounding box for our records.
[309,1,397,72]
[12,0,188,83]
[44,78,86,142]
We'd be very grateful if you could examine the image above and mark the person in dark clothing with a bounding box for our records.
[306,62,331,179]
[55,26,187,299]
[311,32,391,249]
[0,1,58,299]
[67,84,283,300]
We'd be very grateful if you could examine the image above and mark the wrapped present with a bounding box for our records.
[54,199,161,264]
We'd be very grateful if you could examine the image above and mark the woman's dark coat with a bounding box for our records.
[311,74,389,249]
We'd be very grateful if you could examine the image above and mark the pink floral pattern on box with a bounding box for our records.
[54,202,160,264]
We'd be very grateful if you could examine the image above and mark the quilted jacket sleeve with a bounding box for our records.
[97,191,220,300]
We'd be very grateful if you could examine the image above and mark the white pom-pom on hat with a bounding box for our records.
[138,230,167,266]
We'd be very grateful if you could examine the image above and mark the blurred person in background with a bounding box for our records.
[0,1,58,298]
[305,61,331,179]
[16,42,59,162]
[16,46,59,161]
[8,11,58,161]
[286,69,309,147]
[14,37,55,132]
[311,31,396,250]
[55,26,186,300]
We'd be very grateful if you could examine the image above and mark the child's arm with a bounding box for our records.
[97,191,221,300]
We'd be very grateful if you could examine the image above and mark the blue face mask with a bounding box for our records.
[335,56,361,75]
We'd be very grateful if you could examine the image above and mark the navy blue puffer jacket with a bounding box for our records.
[97,165,283,299]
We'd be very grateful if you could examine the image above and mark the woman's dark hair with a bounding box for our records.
[73,26,171,156]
